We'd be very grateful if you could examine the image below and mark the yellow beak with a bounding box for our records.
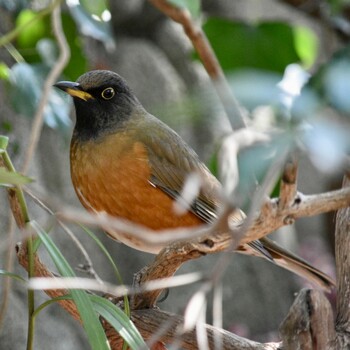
[54,81,94,101]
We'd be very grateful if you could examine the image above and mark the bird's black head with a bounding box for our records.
[54,70,140,142]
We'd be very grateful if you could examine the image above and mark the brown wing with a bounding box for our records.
[138,113,230,223]
[136,113,272,259]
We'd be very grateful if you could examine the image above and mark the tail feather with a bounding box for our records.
[258,237,335,292]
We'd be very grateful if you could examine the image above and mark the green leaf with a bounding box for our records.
[15,9,51,63]
[0,269,26,283]
[90,295,148,350]
[30,221,111,350]
[293,26,318,69]
[0,135,9,150]
[33,296,74,318]
[0,168,33,186]
[16,9,48,48]
[0,62,10,80]
[168,0,201,18]
[80,0,109,19]
[61,13,88,80]
[202,18,301,73]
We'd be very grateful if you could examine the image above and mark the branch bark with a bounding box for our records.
[280,289,336,349]
[335,175,350,348]
[56,185,350,253]
[106,309,282,350]
[278,154,298,211]
[52,182,350,308]
[16,244,282,350]
[21,3,70,174]
[16,243,80,321]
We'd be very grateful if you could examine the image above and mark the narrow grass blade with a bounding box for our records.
[0,168,33,186]
[78,224,130,316]
[30,220,110,350]
[90,294,148,350]
[0,269,26,283]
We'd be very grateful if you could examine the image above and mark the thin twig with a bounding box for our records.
[335,175,350,347]
[148,0,245,130]
[52,184,350,250]
[106,308,282,350]
[28,272,203,297]
[21,4,70,174]
[279,154,298,210]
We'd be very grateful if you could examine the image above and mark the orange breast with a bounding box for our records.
[70,132,202,253]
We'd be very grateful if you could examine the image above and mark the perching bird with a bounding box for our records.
[54,70,334,291]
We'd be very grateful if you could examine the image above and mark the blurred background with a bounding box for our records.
[1,0,349,348]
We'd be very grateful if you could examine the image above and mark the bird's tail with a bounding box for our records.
[257,237,335,292]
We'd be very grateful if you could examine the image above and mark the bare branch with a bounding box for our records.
[17,244,282,350]
[21,4,70,174]
[44,183,349,307]
[105,308,282,350]
[148,0,245,129]
[28,272,203,298]
[243,186,350,244]
[55,184,350,251]
[56,206,211,248]
[0,158,26,228]
[335,175,350,347]
[280,289,336,349]
[16,242,80,321]
[279,154,298,210]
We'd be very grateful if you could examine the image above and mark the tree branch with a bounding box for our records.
[55,185,350,252]
[106,309,282,350]
[280,289,336,349]
[16,244,281,350]
[21,3,70,174]
[16,243,80,321]
[148,0,245,129]
[278,154,298,211]
[53,184,350,307]
[335,175,350,348]
[243,186,350,244]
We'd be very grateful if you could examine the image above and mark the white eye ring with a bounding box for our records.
[101,87,115,100]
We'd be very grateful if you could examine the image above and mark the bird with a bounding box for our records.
[54,70,334,291]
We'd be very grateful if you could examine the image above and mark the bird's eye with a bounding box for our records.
[101,87,115,100]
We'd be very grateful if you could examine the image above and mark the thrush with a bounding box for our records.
[54,70,334,290]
